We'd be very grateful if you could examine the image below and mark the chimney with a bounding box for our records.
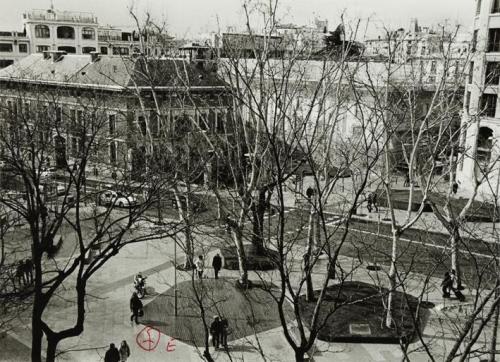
[90,51,100,63]
[51,51,66,63]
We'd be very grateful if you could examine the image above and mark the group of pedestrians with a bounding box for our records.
[104,341,130,362]
[195,253,223,280]
[210,315,229,349]
[15,258,33,287]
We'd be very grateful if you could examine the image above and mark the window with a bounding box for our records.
[55,107,62,124]
[35,25,50,39]
[0,59,13,68]
[110,142,117,164]
[100,46,108,55]
[57,26,75,39]
[150,111,158,136]
[69,109,76,123]
[468,61,474,83]
[472,30,478,52]
[108,114,116,135]
[430,60,437,74]
[488,28,500,52]
[112,47,129,55]
[18,43,28,53]
[477,0,482,15]
[480,94,497,117]
[58,46,76,54]
[36,45,50,53]
[71,137,78,156]
[82,47,96,54]
[82,27,95,40]
[0,43,13,52]
[198,110,209,130]
[477,127,493,168]
[138,115,147,136]
[493,0,500,13]
[486,62,500,84]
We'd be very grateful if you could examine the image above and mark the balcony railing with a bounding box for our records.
[24,9,98,24]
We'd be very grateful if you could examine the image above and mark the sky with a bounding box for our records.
[0,0,475,39]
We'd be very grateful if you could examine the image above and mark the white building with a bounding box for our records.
[457,0,500,199]
[0,7,175,68]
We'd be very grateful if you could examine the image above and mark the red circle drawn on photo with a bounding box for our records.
[136,326,161,352]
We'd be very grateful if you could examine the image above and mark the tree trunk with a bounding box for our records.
[295,349,306,362]
[184,225,194,269]
[251,189,267,255]
[46,337,59,362]
[232,227,248,286]
[385,231,399,328]
[31,303,44,362]
[305,203,315,302]
[450,228,462,288]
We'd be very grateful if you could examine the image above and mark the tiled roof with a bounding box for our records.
[0,54,226,91]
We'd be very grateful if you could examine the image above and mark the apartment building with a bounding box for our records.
[457,0,500,199]
[0,7,174,69]
[0,52,230,179]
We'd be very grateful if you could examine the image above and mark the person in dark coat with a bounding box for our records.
[220,317,229,348]
[441,272,452,297]
[104,343,120,362]
[212,253,222,279]
[130,292,143,325]
[16,260,26,287]
[210,316,221,349]
[24,258,33,284]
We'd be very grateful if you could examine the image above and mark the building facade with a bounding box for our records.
[0,7,175,69]
[0,52,230,180]
[457,0,500,199]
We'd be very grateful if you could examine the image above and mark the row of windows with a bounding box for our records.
[35,45,96,54]
[0,43,28,53]
[34,25,96,40]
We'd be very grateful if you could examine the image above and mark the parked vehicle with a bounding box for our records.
[99,190,137,208]
[40,167,57,180]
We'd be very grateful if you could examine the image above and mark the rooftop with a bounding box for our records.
[0,53,226,91]
[23,9,98,24]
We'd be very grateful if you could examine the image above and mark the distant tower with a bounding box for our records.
[409,18,420,33]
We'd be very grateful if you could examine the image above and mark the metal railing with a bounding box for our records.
[24,9,98,24]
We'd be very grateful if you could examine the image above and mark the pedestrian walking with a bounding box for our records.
[210,316,221,349]
[129,292,143,325]
[452,182,459,195]
[366,193,373,213]
[196,255,204,279]
[24,258,33,284]
[404,173,410,187]
[104,343,120,362]
[220,317,229,348]
[119,340,131,362]
[212,253,222,279]
[15,260,26,287]
[371,192,379,212]
[441,271,452,298]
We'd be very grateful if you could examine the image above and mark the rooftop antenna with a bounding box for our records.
[50,0,54,11]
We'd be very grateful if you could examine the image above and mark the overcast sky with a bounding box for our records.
[0,0,475,38]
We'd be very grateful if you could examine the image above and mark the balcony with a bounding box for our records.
[23,9,98,24]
